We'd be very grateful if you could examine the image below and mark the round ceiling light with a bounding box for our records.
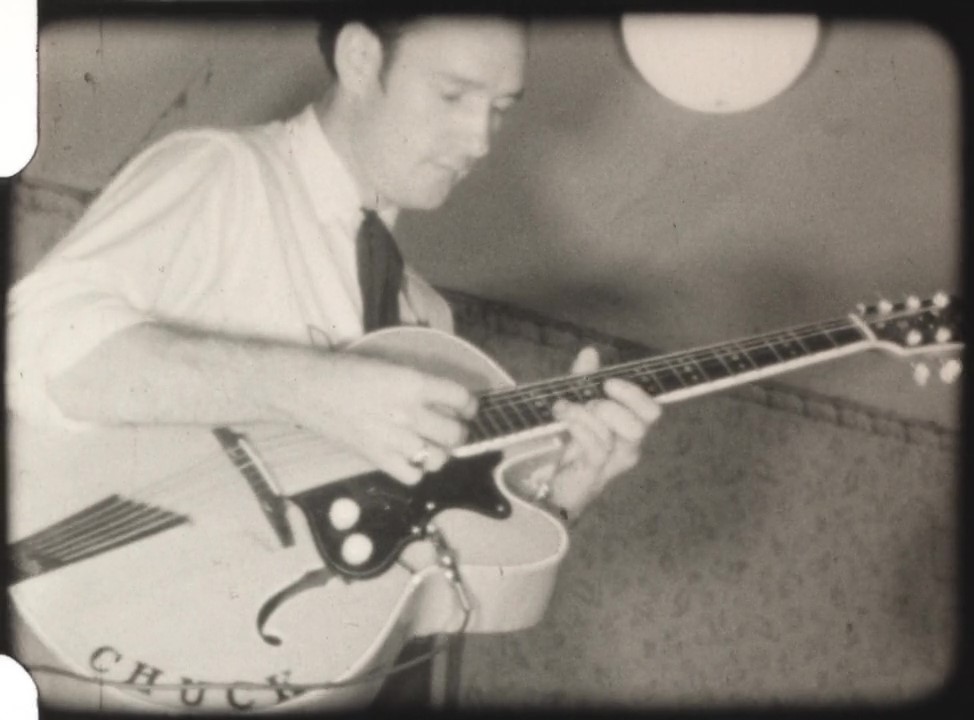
[621,13,820,114]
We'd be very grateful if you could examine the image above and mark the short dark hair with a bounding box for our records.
[315,13,529,83]
[316,14,423,82]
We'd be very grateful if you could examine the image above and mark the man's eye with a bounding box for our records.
[439,90,464,104]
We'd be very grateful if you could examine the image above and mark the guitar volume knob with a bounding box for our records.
[328,497,361,531]
[341,533,374,566]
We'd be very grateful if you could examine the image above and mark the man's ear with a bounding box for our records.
[333,22,384,95]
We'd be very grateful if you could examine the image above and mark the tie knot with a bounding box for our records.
[360,207,386,231]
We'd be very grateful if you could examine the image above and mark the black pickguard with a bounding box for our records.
[289,452,508,579]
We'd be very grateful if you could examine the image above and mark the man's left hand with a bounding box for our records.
[547,346,661,521]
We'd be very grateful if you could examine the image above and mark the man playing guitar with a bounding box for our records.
[7,13,660,712]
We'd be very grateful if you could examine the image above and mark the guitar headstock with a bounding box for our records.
[853,292,964,385]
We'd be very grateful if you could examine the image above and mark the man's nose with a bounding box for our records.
[456,107,491,160]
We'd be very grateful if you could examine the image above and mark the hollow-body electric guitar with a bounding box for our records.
[7,293,962,713]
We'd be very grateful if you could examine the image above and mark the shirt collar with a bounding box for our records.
[287,104,399,233]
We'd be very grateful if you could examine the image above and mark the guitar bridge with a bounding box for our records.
[213,427,295,548]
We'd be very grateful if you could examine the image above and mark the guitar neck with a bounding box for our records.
[460,314,872,453]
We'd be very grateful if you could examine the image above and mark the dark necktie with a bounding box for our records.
[356,209,403,332]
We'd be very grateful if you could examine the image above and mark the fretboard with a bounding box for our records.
[460,315,869,453]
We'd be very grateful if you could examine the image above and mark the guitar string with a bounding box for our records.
[22,499,177,550]
[19,506,166,556]
[12,448,271,560]
[20,429,353,552]
[18,407,525,571]
[464,319,858,441]
[466,302,947,439]
[17,306,949,696]
[15,500,189,564]
[469,297,951,439]
[11,320,856,552]
[472,317,865,430]
[479,299,943,407]
[491,320,856,398]
[14,309,930,561]
[118,313,887,473]
[479,317,859,404]
[27,317,865,520]
[19,517,187,570]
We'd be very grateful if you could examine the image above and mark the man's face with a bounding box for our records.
[351,17,527,211]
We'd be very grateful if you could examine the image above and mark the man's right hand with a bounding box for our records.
[46,324,477,486]
[272,353,478,485]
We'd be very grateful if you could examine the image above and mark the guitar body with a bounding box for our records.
[7,327,570,713]
[9,294,962,712]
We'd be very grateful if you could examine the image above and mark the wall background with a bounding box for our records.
[8,9,963,708]
[448,292,956,705]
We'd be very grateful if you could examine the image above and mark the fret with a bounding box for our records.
[826,325,865,346]
[514,392,553,425]
[763,337,787,363]
[795,328,838,353]
[467,412,497,443]
[673,358,707,385]
[631,370,664,395]
[719,344,757,373]
[469,388,559,443]
[480,402,518,435]
[574,380,603,402]
[501,397,533,431]
[466,420,486,443]
[768,335,807,359]
[460,314,880,451]
[647,365,687,392]
[742,343,780,369]
[692,352,733,381]
[557,381,587,404]
[785,329,811,353]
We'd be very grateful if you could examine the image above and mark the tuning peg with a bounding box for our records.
[933,292,950,309]
[912,362,931,387]
[906,329,924,347]
[905,295,921,310]
[935,327,953,344]
[939,359,962,384]
[876,298,894,315]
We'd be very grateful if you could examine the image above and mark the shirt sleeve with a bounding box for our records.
[6,131,254,429]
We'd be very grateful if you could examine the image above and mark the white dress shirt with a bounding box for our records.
[7,105,453,427]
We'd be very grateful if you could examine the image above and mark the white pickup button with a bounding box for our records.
[341,534,374,566]
[328,497,361,531]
